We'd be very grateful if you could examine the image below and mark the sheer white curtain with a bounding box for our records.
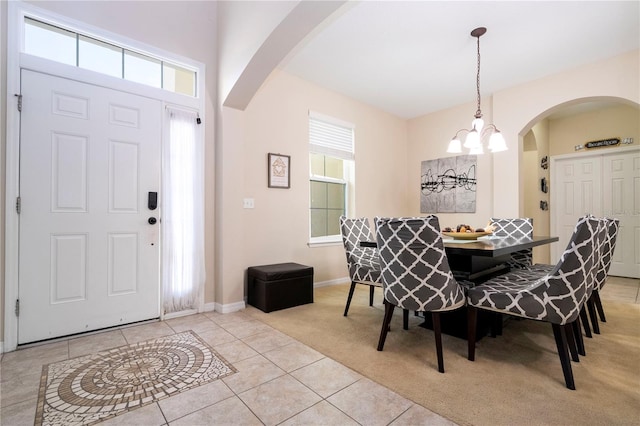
[162,107,205,314]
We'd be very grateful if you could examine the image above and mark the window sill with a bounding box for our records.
[308,238,342,248]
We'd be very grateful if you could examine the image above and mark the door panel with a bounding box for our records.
[18,69,161,344]
[603,151,640,278]
[553,157,602,261]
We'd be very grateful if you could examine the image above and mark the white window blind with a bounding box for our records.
[309,112,354,161]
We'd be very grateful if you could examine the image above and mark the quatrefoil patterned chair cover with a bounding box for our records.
[339,216,382,316]
[595,218,620,292]
[339,216,381,285]
[490,217,534,269]
[468,216,597,325]
[376,216,465,313]
[589,218,608,295]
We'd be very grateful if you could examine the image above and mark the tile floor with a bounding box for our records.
[1,277,638,426]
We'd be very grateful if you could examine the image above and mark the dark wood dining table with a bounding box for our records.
[361,235,559,282]
[442,236,559,281]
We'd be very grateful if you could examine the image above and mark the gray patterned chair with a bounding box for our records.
[592,218,620,324]
[583,218,607,335]
[339,216,382,317]
[514,217,617,339]
[490,217,534,269]
[375,216,466,373]
[467,216,598,389]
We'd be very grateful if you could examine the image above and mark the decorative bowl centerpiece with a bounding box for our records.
[442,231,492,240]
[442,223,493,240]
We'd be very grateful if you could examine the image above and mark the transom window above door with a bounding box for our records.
[23,17,197,97]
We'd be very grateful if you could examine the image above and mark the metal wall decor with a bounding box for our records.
[420,155,477,213]
[541,156,548,169]
[575,137,626,151]
[540,177,548,193]
[586,138,620,149]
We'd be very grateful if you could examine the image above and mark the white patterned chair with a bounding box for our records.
[467,216,598,389]
[375,216,466,373]
[339,216,382,317]
[490,217,534,269]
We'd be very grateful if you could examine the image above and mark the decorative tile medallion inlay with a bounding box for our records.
[35,330,236,425]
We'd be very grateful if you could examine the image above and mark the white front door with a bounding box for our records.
[18,69,161,344]
[602,150,640,278]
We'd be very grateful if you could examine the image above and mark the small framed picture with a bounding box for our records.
[268,153,290,188]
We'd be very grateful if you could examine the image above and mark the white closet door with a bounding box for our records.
[552,156,602,261]
[602,150,640,278]
[551,147,639,278]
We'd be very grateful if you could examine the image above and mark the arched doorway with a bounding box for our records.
[520,98,639,277]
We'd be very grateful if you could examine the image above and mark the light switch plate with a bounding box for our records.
[243,198,255,209]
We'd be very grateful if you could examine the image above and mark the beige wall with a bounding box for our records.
[405,50,639,225]
[523,120,551,263]
[0,0,7,340]
[216,69,409,305]
[492,50,639,216]
[406,101,495,230]
[548,104,639,157]
[2,0,639,347]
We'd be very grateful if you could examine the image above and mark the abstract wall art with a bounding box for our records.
[420,155,477,213]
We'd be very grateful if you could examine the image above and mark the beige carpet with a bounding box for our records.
[246,284,640,426]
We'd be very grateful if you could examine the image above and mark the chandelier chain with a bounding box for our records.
[446,26,507,154]
[475,34,482,118]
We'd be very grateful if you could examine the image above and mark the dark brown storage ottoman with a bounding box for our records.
[247,263,314,313]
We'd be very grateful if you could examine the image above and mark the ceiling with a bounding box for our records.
[280,1,640,120]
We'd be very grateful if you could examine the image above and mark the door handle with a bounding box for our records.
[148,192,158,210]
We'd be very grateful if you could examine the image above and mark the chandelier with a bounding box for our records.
[447,27,507,154]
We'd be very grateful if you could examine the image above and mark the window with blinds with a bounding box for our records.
[309,112,355,243]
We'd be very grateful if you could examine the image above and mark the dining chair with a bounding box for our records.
[489,217,534,269]
[592,218,620,324]
[467,215,598,389]
[376,216,466,373]
[522,216,614,339]
[583,218,608,335]
[339,216,382,317]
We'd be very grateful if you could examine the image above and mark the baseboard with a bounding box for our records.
[211,300,246,314]
[203,302,216,312]
[314,277,350,288]
[163,309,198,320]
[0,341,3,354]
[199,279,347,315]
